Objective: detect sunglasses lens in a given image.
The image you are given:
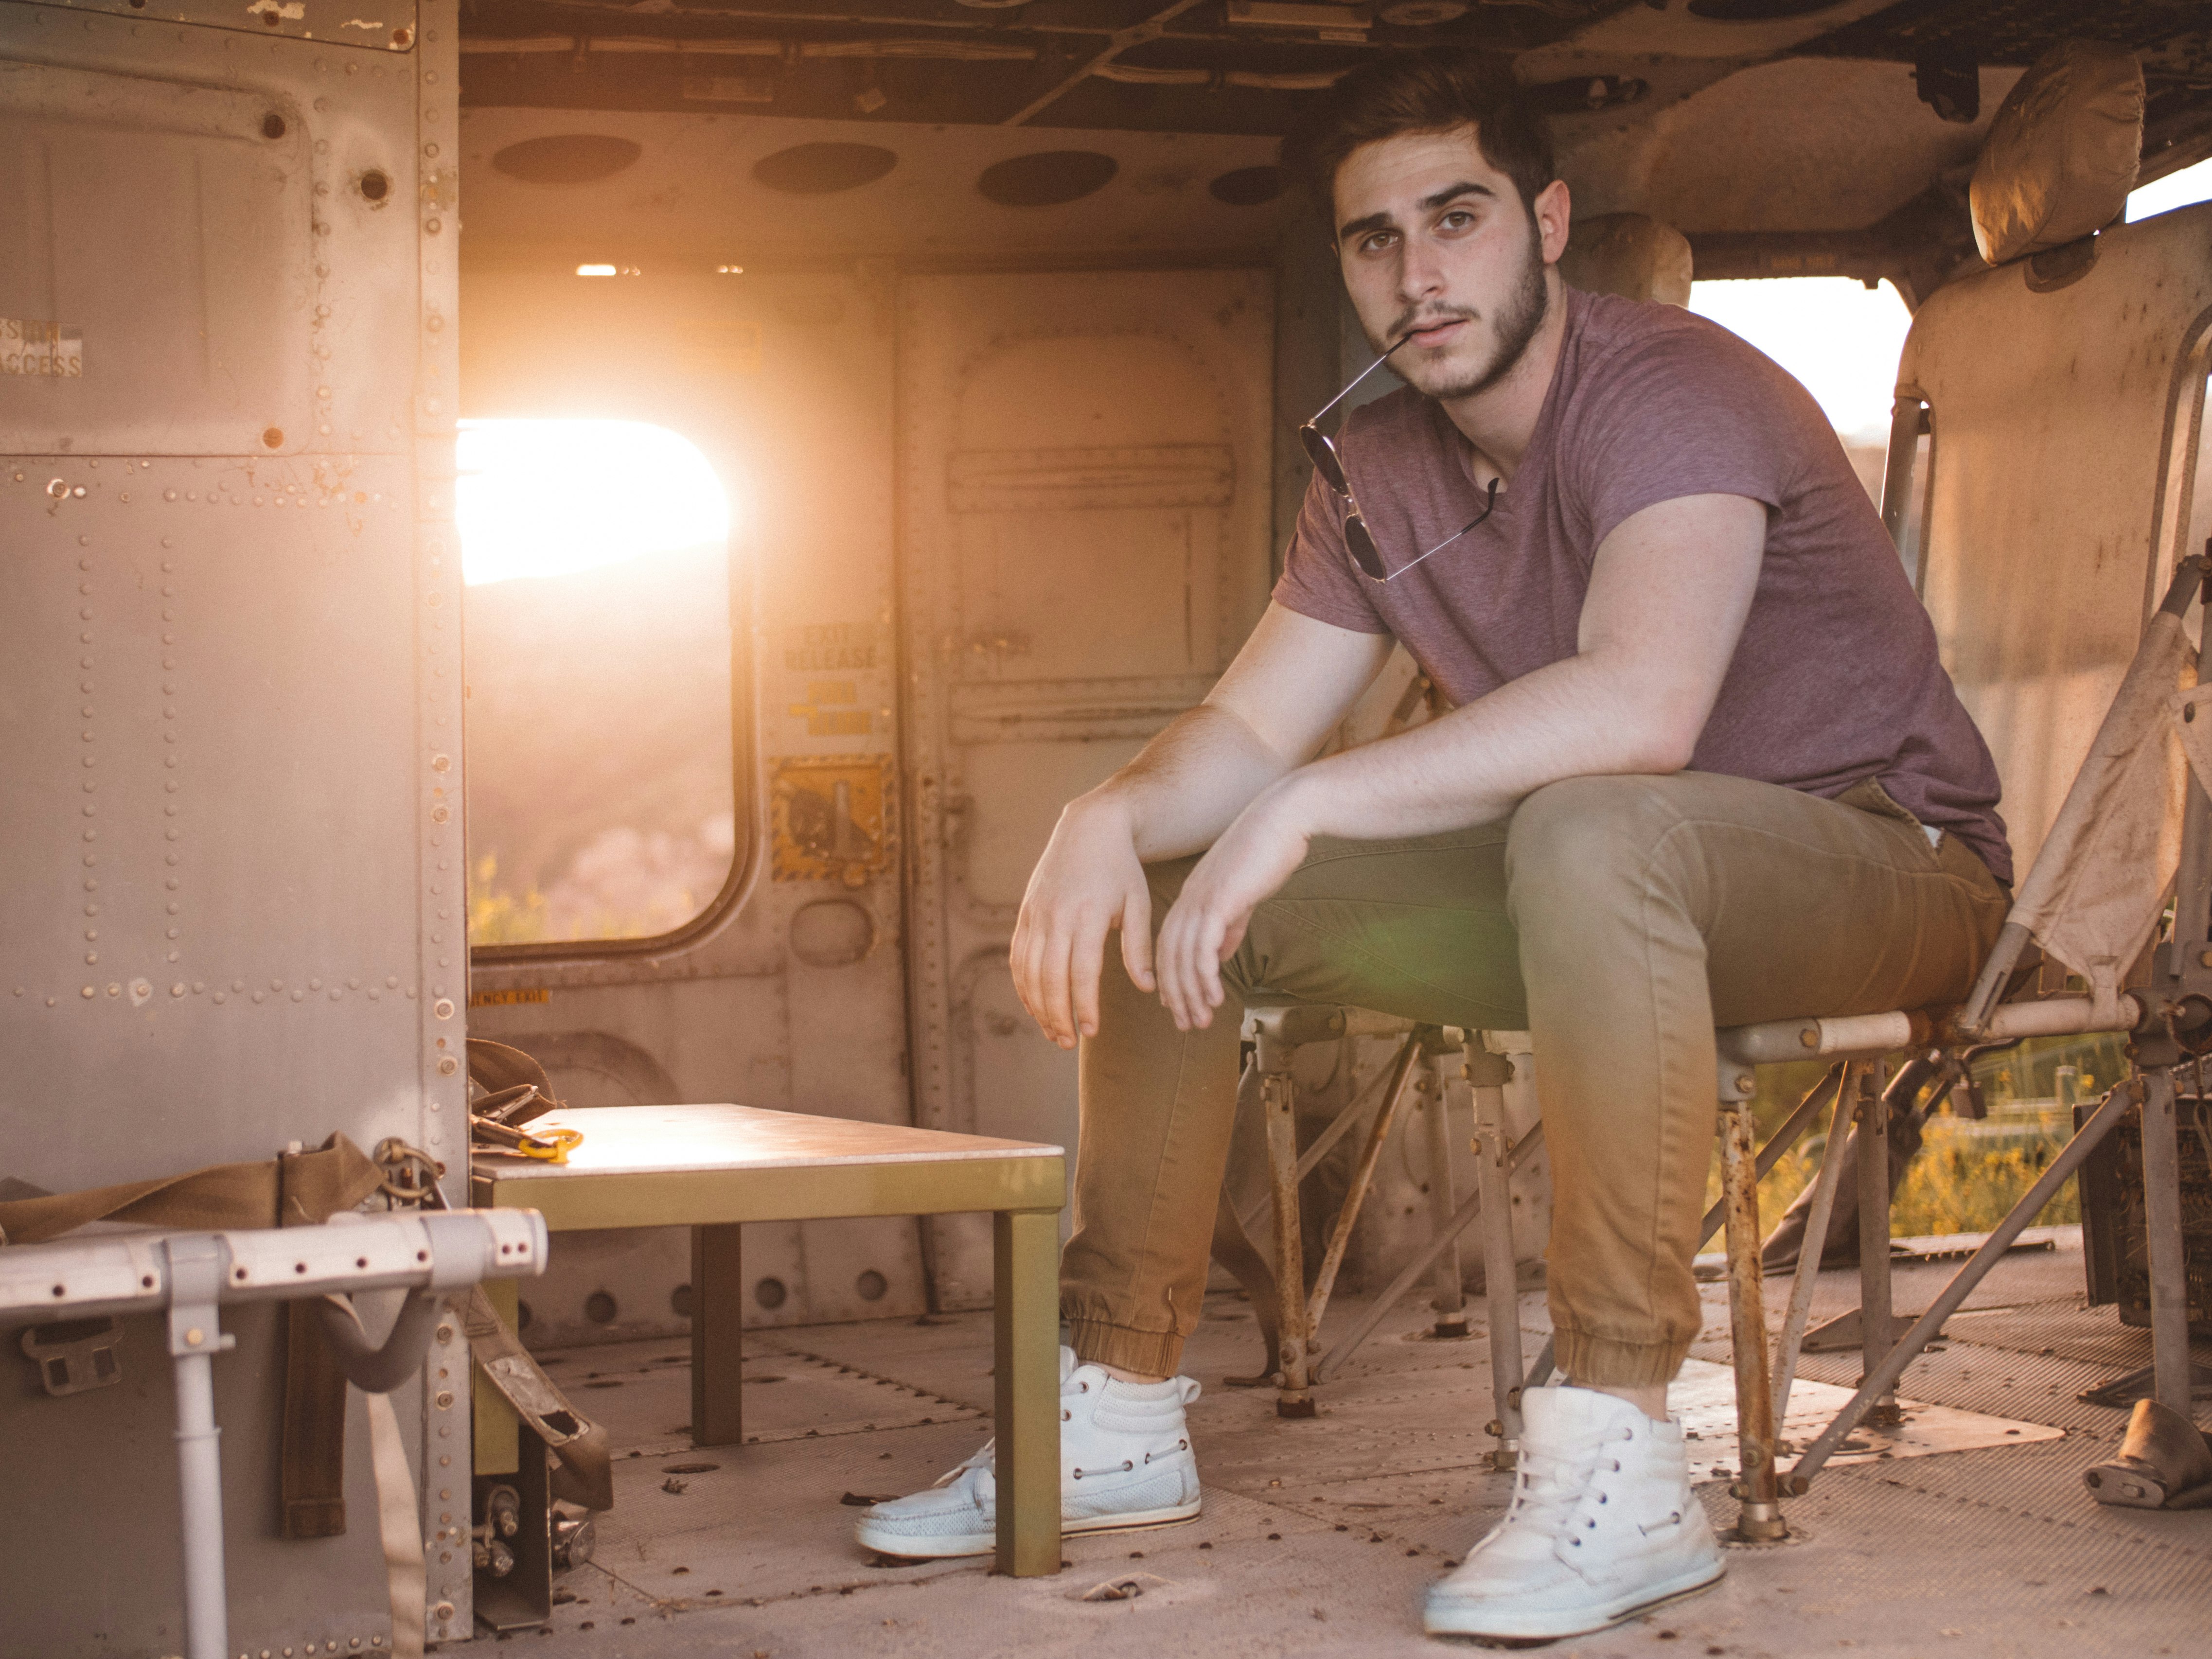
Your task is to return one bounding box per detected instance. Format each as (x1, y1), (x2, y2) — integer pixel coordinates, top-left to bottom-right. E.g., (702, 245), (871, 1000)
(1345, 514), (1387, 581)
(1300, 426), (1349, 496)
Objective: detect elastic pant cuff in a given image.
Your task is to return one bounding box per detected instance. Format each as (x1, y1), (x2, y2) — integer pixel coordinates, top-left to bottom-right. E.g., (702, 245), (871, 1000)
(1065, 1316), (1186, 1380)
(1554, 1327), (1691, 1390)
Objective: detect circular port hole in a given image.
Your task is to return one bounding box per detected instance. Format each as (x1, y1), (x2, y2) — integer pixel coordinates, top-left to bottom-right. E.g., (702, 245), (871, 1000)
(671, 1283), (694, 1319)
(754, 1276), (788, 1310)
(262, 113), (286, 141)
(392, 25), (413, 47)
(584, 1290), (618, 1325)
(359, 170), (390, 203)
(855, 1269), (888, 1302)
(262, 427), (284, 449)
(516, 1300), (534, 1330)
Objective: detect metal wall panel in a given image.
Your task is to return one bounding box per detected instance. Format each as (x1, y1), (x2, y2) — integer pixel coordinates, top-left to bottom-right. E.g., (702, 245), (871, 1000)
(1905, 205), (2212, 874)
(898, 269), (1275, 1306)
(0, 0), (464, 1648)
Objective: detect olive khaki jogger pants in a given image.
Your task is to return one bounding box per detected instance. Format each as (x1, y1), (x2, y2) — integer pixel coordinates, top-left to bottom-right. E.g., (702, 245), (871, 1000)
(1060, 771), (2011, 1388)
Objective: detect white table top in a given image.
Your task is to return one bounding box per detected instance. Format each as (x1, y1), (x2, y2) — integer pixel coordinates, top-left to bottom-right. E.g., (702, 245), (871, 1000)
(477, 1103), (1062, 1184)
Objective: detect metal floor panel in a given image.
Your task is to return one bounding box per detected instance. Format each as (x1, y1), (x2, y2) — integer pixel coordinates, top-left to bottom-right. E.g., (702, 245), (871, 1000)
(493, 1239), (2210, 1658)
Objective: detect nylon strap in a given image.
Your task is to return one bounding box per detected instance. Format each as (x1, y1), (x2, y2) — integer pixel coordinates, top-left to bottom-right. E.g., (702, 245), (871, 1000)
(0, 1133), (382, 1245)
(461, 1285), (615, 1512)
(365, 1391), (427, 1659)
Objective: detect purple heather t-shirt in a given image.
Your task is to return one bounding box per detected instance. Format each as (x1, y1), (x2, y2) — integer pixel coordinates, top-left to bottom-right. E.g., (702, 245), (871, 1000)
(1275, 287), (2012, 883)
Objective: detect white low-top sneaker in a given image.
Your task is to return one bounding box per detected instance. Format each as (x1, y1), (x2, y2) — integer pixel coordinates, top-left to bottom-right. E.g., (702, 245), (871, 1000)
(855, 1346), (1203, 1560)
(1424, 1385), (1724, 1643)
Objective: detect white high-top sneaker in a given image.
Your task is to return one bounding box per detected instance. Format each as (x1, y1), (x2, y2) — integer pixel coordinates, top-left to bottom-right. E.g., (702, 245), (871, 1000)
(1424, 1385), (1724, 1642)
(855, 1346), (1202, 1560)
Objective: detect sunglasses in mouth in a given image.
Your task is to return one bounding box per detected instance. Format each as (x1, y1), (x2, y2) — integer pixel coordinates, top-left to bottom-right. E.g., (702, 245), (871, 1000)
(1299, 333), (1500, 582)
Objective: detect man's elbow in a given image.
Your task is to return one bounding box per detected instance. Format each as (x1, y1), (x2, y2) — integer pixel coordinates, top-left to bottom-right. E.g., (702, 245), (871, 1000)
(1615, 706), (1703, 776)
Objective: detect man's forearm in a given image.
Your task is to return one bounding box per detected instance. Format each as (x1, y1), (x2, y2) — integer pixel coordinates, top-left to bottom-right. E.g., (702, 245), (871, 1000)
(1088, 703), (1299, 862)
(1282, 650), (1689, 841)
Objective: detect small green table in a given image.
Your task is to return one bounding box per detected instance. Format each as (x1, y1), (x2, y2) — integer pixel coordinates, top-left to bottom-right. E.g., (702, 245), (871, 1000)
(471, 1103), (1065, 1577)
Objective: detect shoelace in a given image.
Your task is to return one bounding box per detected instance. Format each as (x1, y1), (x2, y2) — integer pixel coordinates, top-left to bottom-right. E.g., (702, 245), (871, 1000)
(939, 1373), (1192, 1486)
(1502, 1425), (1637, 1540)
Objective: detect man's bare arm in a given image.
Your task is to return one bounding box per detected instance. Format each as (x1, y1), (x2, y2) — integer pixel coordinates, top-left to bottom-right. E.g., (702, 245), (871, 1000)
(1011, 605), (1396, 1048)
(1154, 494), (1769, 1027)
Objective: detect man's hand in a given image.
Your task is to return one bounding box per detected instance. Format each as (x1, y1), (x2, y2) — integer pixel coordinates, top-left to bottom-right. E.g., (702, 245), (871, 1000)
(1010, 796), (1157, 1050)
(1153, 780), (1316, 1031)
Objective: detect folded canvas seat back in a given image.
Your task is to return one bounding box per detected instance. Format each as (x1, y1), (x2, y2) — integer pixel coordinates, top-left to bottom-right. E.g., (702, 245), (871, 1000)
(1905, 53), (2209, 899)
(1558, 212), (1694, 307)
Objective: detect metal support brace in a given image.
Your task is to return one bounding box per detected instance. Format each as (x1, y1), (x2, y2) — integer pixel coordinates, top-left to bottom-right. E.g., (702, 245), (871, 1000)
(2140, 1068), (2195, 1415)
(1792, 1080), (2138, 1488)
(1470, 1047), (1523, 1468)
(1423, 1043), (1470, 1340)
(1717, 1065), (1786, 1541)
(1257, 1027), (1315, 1418)
(1304, 1033), (1426, 1341)
(1772, 1065), (1858, 1423)
(165, 1235), (238, 1659)
(1856, 1068), (1900, 1425)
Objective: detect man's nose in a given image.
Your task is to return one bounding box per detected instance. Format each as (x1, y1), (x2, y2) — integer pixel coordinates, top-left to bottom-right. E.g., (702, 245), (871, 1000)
(1396, 238), (1446, 304)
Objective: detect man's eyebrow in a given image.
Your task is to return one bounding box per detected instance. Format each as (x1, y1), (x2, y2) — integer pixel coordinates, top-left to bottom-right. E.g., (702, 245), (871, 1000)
(1420, 179), (1495, 212)
(1337, 181), (1497, 242)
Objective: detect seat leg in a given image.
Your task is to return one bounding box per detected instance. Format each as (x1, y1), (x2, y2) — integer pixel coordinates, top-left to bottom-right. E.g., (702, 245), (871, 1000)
(1855, 1076), (1900, 1426)
(1423, 1044), (1470, 1340)
(1470, 1046), (1523, 1469)
(2141, 1068), (2195, 1415)
(1259, 1049), (1316, 1418)
(1718, 1084), (1787, 1541)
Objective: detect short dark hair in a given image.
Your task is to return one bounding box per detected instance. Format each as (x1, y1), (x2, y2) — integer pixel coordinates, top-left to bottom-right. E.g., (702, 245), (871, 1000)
(1282, 51), (1556, 226)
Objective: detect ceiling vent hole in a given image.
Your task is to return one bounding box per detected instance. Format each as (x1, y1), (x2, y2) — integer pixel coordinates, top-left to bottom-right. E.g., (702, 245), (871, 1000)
(752, 142), (899, 195)
(978, 151), (1118, 209)
(1683, 0), (1846, 18)
(671, 1283), (694, 1319)
(856, 1270), (889, 1303)
(584, 1290), (619, 1325)
(491, 135), (644, 185)
(359, 170), (390, 203)
(755, 1277), (788, 1310)
(262, 113), (287, 141)
(1209, 165), (1284, 208)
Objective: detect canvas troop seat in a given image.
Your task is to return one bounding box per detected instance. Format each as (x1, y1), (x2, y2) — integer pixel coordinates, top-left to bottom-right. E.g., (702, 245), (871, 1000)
(1610, 41), (2212, 1541)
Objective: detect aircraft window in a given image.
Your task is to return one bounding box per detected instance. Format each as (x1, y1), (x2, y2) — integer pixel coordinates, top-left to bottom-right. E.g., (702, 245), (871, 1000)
(1688, 276), (1914, 511)
(2127, 154), (2212, 223)
(458, 419), (739, 948)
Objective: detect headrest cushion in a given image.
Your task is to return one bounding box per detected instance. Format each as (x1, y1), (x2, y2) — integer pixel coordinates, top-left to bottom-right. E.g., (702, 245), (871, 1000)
(1558, 213), (1693, 308)
(1970, 40), (2143, 267)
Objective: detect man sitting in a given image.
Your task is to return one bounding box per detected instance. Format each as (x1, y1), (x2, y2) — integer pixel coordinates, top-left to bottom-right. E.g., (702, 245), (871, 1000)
(858, 48), (2011, 1643)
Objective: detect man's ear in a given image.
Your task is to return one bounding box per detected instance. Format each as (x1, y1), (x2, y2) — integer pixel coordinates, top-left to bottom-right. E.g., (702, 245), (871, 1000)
(1534, 178), (1572, 267)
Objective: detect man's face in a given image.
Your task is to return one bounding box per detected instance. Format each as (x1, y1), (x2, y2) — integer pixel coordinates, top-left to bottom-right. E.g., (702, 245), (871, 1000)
(1332, 126), (1570, 402)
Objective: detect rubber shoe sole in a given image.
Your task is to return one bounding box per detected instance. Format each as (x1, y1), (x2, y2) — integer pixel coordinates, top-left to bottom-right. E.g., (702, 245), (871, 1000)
(1423, 1556), (1725, 1644)
(856, 1497), (1202, 1562)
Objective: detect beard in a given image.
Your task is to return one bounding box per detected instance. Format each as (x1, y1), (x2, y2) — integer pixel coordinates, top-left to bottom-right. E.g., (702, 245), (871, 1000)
(1389, 218), (1550, 403)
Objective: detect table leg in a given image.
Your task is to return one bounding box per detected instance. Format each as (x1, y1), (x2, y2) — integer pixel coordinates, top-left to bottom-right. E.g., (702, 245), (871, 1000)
(690, 1224), (744, 1448)
(993, 1207), (1062, 1577)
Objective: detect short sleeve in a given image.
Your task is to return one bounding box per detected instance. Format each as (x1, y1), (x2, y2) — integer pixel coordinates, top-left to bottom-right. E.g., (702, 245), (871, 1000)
(1272, 466), (1393, 635)
(1567, 317), (1816, 553)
